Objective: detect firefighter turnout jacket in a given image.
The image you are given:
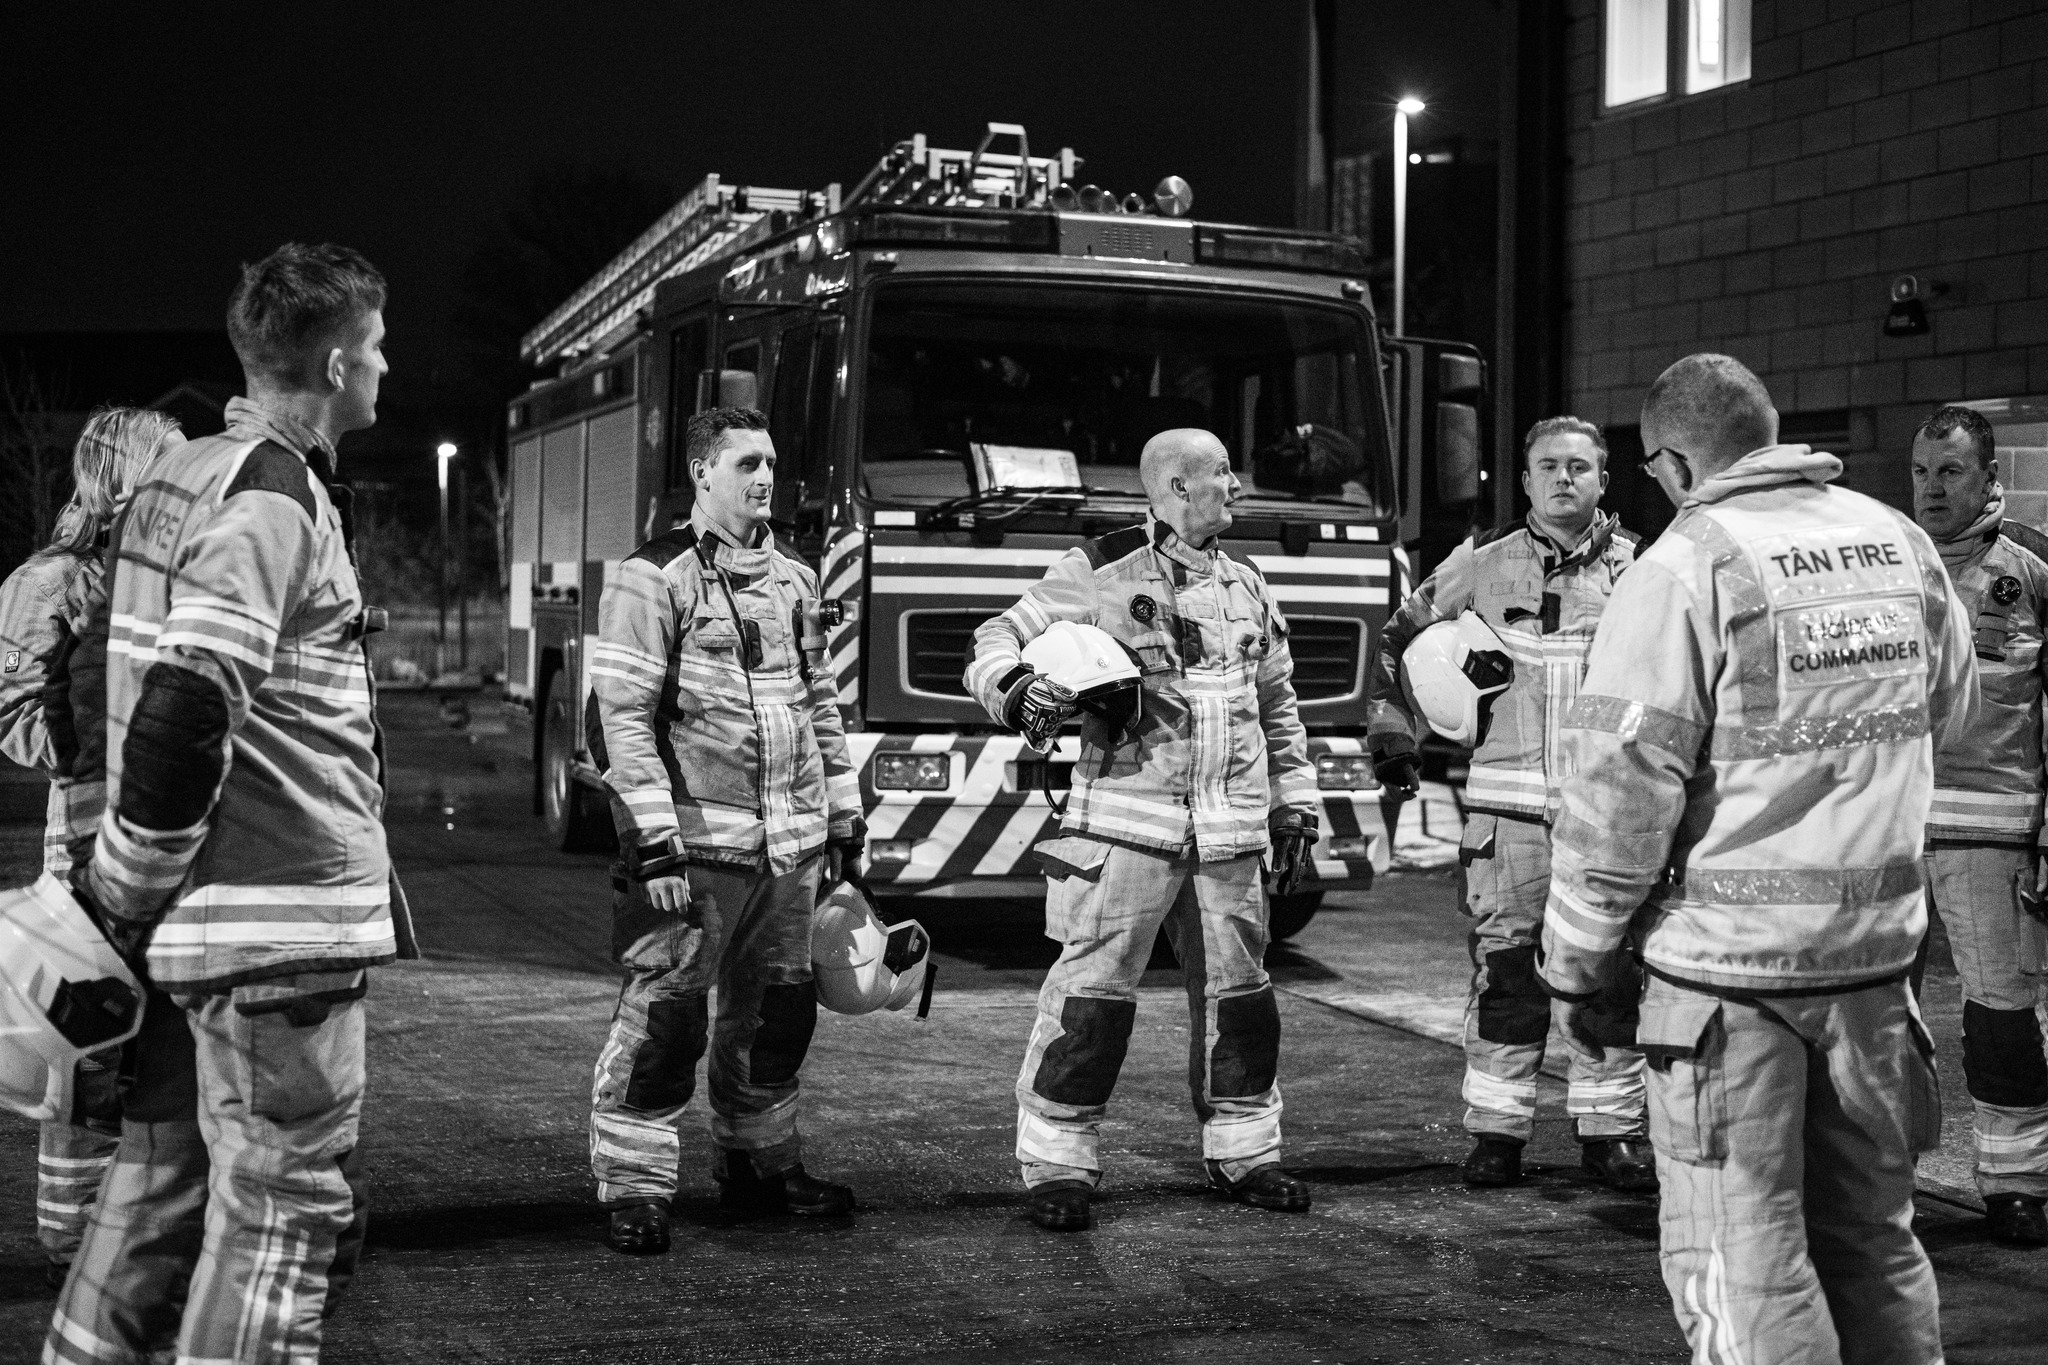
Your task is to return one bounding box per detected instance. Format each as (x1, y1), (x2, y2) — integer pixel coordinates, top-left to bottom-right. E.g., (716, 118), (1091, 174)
(1368, 513), (1637, 821)
(0, 548), (104, 876)
(1927, 493), (2048, 845)
(1541, 445), (1978, 998)
(965, 518), (1316, 861)
(88, 398), (410, 991)
(592, 510), (860, 872)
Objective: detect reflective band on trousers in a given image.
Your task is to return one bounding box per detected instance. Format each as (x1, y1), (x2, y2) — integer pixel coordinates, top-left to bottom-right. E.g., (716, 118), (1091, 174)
(1667, 862), (1922, 905)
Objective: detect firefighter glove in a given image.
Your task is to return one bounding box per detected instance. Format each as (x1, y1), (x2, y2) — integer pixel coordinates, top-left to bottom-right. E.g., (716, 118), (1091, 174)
(1369, 735), (1421, 803)
(1006, 673), (1078, 753)
(827, 816), (869, 885)
(1269, 809), (1319, 898)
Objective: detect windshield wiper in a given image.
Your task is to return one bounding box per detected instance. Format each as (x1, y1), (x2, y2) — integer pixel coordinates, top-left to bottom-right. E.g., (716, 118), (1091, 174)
(1240, 491), (1375, 509)
(917, 484), (1110, 534)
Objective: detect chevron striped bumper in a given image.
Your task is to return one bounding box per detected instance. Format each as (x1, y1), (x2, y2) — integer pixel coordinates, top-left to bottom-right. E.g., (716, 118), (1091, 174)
(845, 732), (1389, 896)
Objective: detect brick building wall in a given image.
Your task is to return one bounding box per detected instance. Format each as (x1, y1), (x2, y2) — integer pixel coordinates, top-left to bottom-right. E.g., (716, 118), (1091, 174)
(1561, 0), (2048, 521)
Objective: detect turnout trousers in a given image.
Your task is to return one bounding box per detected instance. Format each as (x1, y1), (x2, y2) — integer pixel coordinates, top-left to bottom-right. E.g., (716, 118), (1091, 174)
(47, 974), (369, 1365)
(1639, 973), (1943, 1365)
(589, 857), (821, 1206)
(37, 1054), (122, 1267)
(1016, 837), (1282, 1188)
(1460, 813), (1645, 1142)
(1924, 844), (2048, 1199)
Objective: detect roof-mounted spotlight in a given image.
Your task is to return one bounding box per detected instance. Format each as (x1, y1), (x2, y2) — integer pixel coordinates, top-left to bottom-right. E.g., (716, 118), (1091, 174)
(1152, 175), (1194, 217)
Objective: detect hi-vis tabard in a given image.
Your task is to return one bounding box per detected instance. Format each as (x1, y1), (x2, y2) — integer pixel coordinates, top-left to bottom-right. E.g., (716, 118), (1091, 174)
(1539, 446), (1979, 999)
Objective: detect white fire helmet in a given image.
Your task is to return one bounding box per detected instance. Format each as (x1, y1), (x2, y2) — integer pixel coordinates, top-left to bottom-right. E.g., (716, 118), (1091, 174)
(1020, 620), (1143, 736)
(1400, 611), (1516, 747)
(811, 879), (934, 1017)
(0, 874), (145, 1122)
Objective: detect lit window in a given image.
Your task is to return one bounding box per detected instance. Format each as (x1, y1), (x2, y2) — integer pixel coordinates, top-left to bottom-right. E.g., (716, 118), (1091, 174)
(1604, 0), (1668, 108)
(1604, 0), (1750, 109)
(1684, 0), (1751, 93)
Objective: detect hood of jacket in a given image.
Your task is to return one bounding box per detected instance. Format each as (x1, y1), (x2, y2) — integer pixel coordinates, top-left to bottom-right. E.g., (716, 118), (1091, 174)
(1686, 444), (1842, 507)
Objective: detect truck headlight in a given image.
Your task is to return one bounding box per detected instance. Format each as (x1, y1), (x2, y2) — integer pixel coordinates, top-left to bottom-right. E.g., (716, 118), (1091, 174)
(869, 839), (917, 864)
(873, 753), (950, 791)
(1316, 754), (1376, 789)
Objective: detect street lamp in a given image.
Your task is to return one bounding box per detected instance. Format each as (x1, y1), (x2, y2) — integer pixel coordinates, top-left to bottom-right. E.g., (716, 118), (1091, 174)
(1393, 96), (1425, 337)
(436, 442), (456, 678)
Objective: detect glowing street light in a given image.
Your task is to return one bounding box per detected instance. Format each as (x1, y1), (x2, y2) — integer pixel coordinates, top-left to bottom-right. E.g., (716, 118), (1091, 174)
(1393, 97), (1425, 336)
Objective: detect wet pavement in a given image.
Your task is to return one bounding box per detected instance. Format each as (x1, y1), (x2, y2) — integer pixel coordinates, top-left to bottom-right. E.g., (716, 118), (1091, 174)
(0, 693), (2043, 1361)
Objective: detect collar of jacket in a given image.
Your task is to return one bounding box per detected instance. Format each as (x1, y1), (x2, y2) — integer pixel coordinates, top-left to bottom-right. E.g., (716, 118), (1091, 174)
(1685, 443), (1842, 507)
(1523, 509), (1618, 573)
(1147, 515), (1218, 574)
(222, 397), (338, 483)
(686, 508), (772, 575)
(1932, 487), (2006, 572)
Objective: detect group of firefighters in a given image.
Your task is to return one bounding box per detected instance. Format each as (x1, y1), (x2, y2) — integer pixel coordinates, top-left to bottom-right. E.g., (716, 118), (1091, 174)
(0, 238), (2041, 1364)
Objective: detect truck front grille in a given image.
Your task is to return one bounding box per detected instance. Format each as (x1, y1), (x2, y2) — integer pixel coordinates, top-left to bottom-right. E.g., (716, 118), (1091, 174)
(904, 612), (996, 697)
(1287, 617), (1364, 702)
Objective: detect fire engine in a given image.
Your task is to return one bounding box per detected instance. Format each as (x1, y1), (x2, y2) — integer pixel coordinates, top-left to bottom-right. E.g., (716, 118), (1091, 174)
(503, 124), (1488, 938)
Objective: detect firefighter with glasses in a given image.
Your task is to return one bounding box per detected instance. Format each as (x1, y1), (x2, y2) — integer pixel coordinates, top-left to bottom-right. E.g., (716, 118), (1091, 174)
(965, 428), (1319, 1233)
(1911, 402), (2048, 1247)
(1368, 417), (1652, 1192)
(1544, 355), (1974, 1361)
(588, 406), (866, 1256)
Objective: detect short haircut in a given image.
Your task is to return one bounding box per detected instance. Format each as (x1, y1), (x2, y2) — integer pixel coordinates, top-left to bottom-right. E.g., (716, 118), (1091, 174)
(685, 406), (769, 482)
(1642, 353), (1777, 460)
(226, 243), (387, 389)
(1523, 415), (1607, 469)
(1916, 404), (1996, 470)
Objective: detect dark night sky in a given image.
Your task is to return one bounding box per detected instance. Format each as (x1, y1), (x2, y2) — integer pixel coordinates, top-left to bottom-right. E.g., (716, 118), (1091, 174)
(0, 2), (1502, 402)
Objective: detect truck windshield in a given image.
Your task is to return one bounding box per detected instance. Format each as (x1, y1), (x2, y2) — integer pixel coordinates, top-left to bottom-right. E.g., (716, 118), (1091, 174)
(860, 280), (1394, 513)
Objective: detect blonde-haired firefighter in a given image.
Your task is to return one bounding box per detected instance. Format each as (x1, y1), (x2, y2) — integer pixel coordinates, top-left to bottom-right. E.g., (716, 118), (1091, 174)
(0, 407), (180, 1289)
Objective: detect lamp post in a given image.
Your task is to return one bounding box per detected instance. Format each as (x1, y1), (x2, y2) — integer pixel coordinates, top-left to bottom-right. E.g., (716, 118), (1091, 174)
(436, 442), (456, 679)
(1393, 96), (1425, 337)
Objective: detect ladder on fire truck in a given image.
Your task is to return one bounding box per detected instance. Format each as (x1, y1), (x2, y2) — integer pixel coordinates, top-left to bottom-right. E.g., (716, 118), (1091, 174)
(519, 123), (1079, 370)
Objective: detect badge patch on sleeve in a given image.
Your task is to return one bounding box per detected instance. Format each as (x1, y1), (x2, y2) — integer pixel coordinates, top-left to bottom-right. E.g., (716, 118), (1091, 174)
(1777, 597), (1927, 689)
(2, 650), (17, 673)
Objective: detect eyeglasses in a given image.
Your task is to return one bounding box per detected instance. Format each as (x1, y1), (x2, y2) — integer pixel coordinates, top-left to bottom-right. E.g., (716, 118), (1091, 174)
(1637, 446), (1692, 478)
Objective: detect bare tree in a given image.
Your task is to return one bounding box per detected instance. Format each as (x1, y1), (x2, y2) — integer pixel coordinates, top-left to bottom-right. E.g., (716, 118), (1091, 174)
(0, 355), (73, 576)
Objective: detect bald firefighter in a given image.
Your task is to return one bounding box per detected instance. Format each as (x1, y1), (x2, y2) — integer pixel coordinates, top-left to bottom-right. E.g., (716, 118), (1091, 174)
(589, 406), (866, 1256)
(1543, 355), (1975, 1362)
(1912, 403), (2048, 1247)
(1368, 417), (1653, 1191)
(965, 428), (1319, 1232)
(53, 243), (411, 1364)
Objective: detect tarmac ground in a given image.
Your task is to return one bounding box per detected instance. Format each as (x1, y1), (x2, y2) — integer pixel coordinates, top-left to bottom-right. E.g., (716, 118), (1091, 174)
(0, 691), (2043, 1362)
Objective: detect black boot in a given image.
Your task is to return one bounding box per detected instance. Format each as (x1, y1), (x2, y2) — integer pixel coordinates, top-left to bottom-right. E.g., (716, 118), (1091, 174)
(717, 1150), (856, 1216)
(1025, 1179), (1094, 1231)
(1580, 1137), (1660, 1193)
(606, 1201), (671, 1254)
(1462, 1136), (1524, 1187)
(1207, 1161), (1312, 1211)
(1985, 1194), (2048, 1247)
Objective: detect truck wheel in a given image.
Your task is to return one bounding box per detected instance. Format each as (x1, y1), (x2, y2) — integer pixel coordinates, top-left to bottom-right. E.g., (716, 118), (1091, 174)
(1267, 891), (1324, 942)
(539, 669), (612, 853)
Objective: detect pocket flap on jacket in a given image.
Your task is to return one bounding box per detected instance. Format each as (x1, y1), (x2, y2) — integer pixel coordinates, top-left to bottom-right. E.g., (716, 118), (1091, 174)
(1636, 990), (1722, 1064)
(692, 620), (741, 650)
(1032, 836), (1113, 881)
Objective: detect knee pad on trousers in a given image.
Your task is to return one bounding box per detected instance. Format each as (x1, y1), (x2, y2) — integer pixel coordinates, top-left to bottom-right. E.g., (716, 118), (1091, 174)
(1209, 987), (1280, 1098)
(1962, 1001), (2048, 1108)
(1475, 944), (1549, 1046)
(1033, 995), (1137, 1106)
(625, 996), (710, 1110)
(748, 981), (818, 1087)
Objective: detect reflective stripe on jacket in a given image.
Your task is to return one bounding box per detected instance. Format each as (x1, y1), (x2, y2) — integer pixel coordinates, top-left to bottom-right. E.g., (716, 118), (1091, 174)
(1367, 514), (1636, 820)
(0, 548), (102, 875)
(1540, 446), (1979, 997)
(1928, 512), (2048, 845)
(92, 399), (401, 991)
(964, 518), (1316, 862)
(594, 511), (858, 873)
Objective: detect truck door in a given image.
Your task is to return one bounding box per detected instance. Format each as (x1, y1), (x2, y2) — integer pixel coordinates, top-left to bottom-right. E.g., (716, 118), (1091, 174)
(767, 317), (845, 558)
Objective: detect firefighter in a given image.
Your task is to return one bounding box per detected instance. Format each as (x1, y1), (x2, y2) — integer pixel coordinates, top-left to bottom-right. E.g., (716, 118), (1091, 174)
(51, 242), (412, 1364)
(1542, 354), (1975, 1362)
(964, 428), (1319, 1233)
(1911, 403), (2048, 1246)
(1367, 417), (1653, 1192)
(588, 406), (866, 1256)
(0, 407), (180, 1288)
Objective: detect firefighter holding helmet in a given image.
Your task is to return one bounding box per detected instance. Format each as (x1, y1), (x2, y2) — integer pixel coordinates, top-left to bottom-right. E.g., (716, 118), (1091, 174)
(587, 406), (866, 1256)
(1367, 416), (1653, 1192)
(964, 427), (1319, 1233)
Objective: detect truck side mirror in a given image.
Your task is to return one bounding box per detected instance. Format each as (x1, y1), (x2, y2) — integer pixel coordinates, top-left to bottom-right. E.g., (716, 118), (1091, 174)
(1435, 401), (1480, 505)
